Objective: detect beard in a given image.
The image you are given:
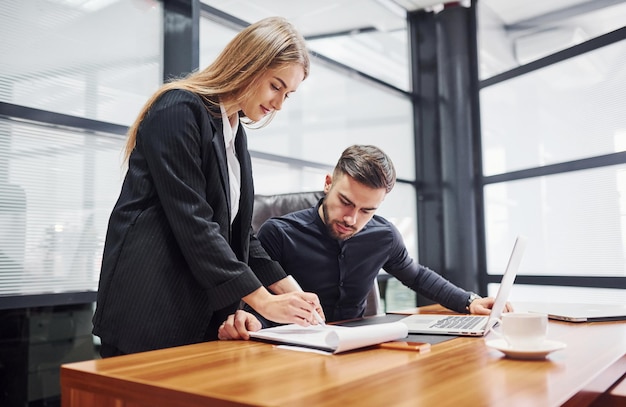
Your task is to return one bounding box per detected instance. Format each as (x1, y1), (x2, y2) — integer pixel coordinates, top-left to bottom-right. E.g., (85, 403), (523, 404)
(321, 199), (356, 241)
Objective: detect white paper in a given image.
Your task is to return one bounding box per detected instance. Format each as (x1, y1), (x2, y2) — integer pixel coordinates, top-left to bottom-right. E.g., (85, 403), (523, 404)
(249, 322), (409, 353)
(276, 345), (334, 355)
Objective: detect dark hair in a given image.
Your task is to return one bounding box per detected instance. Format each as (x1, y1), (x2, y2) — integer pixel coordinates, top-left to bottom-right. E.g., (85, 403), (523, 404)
(333, 145), (396, 193)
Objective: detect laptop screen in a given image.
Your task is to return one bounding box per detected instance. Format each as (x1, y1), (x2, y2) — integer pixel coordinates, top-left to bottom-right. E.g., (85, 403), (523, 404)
(485, 236), (527, 329)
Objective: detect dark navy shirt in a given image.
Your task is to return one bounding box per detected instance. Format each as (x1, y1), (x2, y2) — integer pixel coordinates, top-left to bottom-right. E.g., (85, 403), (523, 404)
(257, 202), (470, 322)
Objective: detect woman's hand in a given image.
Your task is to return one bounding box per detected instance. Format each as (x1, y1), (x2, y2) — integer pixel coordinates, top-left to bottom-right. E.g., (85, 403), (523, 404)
(242, 287), (325, 326)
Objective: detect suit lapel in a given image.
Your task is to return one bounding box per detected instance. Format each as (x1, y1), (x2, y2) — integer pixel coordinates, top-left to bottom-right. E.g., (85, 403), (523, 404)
(210, 116), (231, 219)
(235, 126), (253, 235)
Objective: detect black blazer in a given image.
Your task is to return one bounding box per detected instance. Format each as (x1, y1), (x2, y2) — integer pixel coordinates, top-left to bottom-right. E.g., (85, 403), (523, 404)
(92, 89), (285, 353)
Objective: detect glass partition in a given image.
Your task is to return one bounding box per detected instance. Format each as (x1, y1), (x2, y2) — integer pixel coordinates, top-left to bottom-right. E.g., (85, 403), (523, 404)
(0, 0), (162, 126)
(0, 119), (124, 296)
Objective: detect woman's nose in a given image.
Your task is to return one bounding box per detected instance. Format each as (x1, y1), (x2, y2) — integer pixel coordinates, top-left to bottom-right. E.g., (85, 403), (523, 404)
(272, 95), (284, 111)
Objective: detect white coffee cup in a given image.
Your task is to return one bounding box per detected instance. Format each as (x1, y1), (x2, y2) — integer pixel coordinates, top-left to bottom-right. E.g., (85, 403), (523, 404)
(491, 312), (548, 350)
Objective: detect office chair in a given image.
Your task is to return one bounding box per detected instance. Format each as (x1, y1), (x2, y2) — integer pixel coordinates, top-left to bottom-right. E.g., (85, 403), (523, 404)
(252, 191), (382, 317)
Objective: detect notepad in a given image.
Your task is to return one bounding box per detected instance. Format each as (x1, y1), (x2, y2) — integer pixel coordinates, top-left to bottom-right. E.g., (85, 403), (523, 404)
(249, 322), (409, 354)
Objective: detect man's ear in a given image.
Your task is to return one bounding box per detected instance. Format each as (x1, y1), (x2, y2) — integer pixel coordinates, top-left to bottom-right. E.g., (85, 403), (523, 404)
(323, 174), (332, 194)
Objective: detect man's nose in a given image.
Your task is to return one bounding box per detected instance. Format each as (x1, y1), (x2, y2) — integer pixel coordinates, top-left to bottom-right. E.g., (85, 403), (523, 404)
(343, 209), (357, 226)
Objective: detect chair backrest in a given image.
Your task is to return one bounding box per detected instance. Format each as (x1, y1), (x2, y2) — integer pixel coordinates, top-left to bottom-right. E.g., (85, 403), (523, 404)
(364, 276), (383, 317)
(252, 191), (382, 317)
(252, 191), (324, 233)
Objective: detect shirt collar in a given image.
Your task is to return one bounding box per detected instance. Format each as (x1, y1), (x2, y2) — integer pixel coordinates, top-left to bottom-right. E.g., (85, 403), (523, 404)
(219, 102), (239, 146)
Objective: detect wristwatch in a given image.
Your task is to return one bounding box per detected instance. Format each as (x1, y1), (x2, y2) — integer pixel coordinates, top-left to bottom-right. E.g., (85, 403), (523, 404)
(465, 292), (481, 312)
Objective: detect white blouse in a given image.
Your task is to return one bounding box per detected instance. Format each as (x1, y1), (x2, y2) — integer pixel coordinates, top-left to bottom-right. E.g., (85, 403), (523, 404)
(220, 102), (241, 224)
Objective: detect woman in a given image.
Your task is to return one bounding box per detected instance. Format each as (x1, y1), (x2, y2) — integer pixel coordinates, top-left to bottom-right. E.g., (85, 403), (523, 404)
(92, 16), (322, 357)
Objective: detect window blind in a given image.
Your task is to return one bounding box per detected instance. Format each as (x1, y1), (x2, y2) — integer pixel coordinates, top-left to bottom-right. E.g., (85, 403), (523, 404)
(0, 119), (125, 296)
(0, 0), (163, 300)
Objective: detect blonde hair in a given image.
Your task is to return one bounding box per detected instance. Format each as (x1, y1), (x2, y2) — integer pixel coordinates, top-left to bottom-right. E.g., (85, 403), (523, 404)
(123, 16), (309, 162)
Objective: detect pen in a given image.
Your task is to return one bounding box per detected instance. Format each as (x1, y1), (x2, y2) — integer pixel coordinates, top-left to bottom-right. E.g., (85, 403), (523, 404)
(285, 275), (326, 326)
(312, 308), (326, 327)
(378, 341), (431, 352)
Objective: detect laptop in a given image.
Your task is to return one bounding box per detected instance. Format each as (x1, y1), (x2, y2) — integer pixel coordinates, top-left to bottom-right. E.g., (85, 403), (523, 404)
(517, 302), (626, 322)
(400, 235), (527, 336)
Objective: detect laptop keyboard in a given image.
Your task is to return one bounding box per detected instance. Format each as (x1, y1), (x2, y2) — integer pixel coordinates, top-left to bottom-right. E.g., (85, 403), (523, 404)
(431, 316), (485, 330)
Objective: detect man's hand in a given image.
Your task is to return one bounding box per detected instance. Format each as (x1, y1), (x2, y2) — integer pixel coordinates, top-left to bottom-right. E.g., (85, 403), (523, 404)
(468, 297), (514, 315)
(218, 310), (262, 340)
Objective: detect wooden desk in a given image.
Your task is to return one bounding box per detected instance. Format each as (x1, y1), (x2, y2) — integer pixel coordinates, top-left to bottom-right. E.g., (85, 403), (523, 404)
(61, 306), (626, 407)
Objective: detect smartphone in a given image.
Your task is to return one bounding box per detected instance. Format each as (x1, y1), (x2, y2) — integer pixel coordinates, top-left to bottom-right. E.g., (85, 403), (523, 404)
(378, 341), (431, 352)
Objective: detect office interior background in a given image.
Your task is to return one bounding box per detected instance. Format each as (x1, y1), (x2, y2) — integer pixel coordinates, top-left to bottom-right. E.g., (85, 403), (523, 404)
(0, 0), (625, 405)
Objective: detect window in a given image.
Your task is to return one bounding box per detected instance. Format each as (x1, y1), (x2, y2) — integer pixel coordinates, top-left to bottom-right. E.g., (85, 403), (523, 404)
(0, 0), (162, 126)
(479, 5), (626, 302)
(0, 0), (162, 298)
(478, 1), (626, 80)
(0, 119), (125, 295)
(484, 166), (626, 277)
(481, 40), (626, 175)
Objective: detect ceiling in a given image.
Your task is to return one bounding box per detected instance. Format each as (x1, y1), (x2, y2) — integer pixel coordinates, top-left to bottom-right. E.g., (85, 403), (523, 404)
(201, 0), (626, 36)
(201, 0), (626, 86)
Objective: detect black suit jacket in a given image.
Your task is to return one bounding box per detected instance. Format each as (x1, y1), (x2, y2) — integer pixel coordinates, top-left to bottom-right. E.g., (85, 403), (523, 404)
(92, 89), (285, 353)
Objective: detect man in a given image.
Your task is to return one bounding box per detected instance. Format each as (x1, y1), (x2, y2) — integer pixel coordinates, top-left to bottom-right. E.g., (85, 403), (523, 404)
(218, 145), (509, 340)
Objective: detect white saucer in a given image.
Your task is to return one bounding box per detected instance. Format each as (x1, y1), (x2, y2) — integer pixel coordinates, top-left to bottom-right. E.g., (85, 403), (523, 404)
(485, 339), (567, 360)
